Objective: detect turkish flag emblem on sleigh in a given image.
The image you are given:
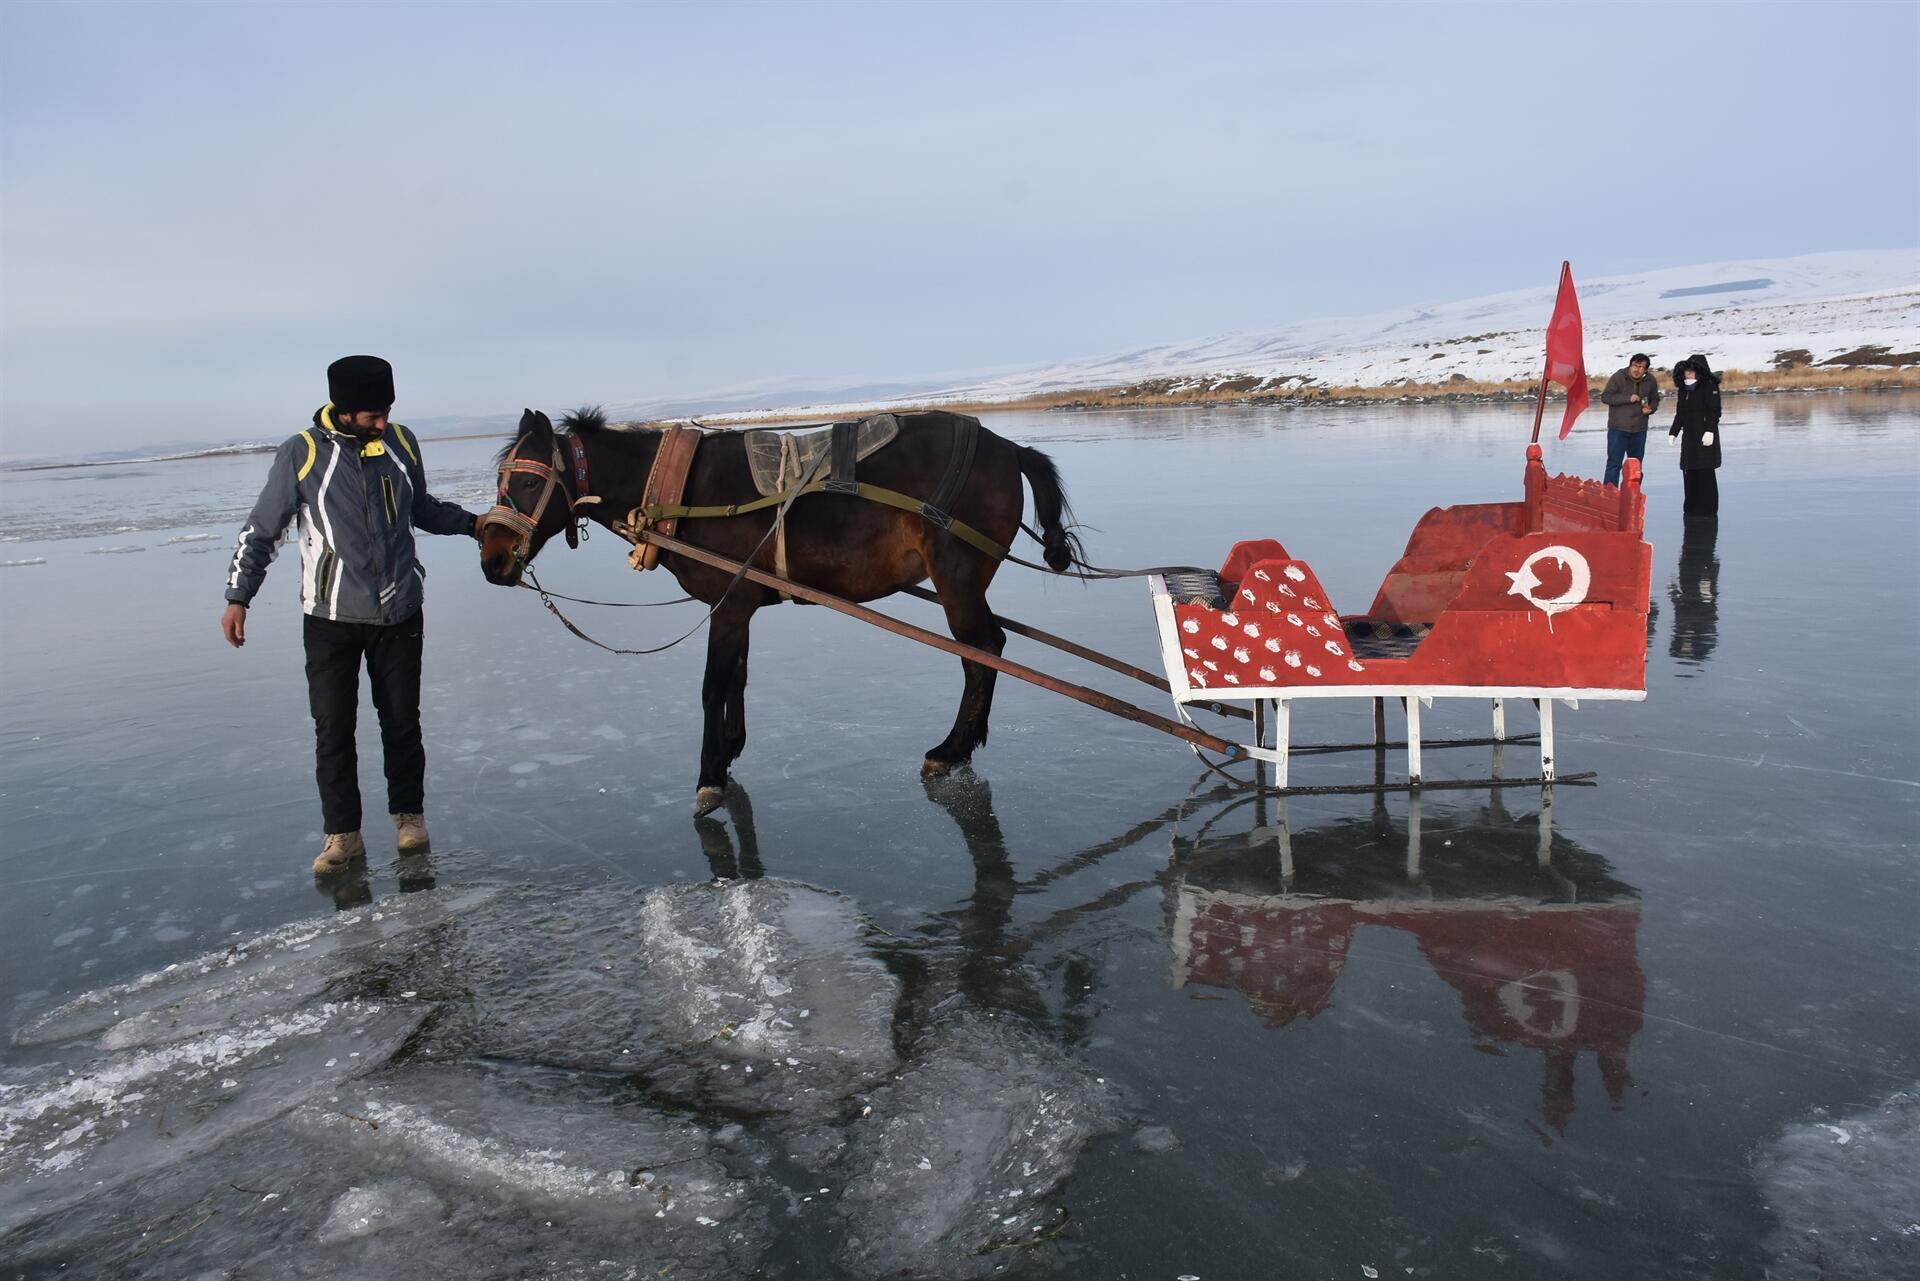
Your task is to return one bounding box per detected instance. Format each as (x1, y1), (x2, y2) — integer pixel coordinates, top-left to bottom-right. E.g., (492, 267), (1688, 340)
(1149, 445), (1652, 788)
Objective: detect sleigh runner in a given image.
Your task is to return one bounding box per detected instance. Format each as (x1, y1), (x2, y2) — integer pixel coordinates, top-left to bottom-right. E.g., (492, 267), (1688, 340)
(1149, 444), (1652, 787)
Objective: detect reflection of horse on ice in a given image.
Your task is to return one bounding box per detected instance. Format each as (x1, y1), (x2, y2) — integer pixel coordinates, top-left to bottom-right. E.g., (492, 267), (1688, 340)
(689, 769), (1645, 1135)
(1166, 790), (1644, 1133)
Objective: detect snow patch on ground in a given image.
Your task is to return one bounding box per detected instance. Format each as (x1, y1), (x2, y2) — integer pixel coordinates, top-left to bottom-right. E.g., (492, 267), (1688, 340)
(618, 249), (1920, 424)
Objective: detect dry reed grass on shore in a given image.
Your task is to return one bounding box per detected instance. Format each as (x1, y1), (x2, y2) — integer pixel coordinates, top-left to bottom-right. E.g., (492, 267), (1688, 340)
(896, 366), (1920, 418)
(599, 366), (1919, 431)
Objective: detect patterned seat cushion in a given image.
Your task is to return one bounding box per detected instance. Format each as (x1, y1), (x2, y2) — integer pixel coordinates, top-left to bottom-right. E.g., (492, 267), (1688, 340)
(1343, 619), (1431, 661)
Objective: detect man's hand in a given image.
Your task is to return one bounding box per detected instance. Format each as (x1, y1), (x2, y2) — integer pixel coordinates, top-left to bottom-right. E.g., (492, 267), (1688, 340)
(222, 602), (248, 648)
(1642, 401), (1654, 415)
(1629, 393), (1641, 403)
(471, 513), (487, 540)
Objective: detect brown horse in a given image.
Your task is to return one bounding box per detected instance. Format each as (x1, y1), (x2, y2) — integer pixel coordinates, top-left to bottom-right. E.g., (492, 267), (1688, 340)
(479, 408), (1087, 814)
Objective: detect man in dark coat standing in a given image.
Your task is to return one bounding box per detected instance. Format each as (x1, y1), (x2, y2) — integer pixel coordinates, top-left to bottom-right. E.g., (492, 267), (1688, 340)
(1598, 353), (1660, 486)
(220, 356), (483, 874)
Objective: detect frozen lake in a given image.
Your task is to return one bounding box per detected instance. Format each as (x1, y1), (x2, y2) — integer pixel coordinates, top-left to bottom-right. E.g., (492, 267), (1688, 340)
(2, 395), (1916, 1279)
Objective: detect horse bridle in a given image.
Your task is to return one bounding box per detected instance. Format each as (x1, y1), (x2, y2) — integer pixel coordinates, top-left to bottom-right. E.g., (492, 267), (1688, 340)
(484, 432), (600, 560)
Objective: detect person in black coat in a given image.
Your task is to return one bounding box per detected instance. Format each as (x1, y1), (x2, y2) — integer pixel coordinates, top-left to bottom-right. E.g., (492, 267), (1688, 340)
(1668, 354), (1722, 516)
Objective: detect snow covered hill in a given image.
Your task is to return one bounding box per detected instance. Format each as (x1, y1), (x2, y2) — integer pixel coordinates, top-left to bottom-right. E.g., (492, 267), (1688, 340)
(618, 249), (1918, 423)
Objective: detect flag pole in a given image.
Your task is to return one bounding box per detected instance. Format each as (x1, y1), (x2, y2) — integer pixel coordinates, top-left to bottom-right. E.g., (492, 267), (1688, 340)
(1529, 259), (1569, 446)
(1529, 354), (1551, 445)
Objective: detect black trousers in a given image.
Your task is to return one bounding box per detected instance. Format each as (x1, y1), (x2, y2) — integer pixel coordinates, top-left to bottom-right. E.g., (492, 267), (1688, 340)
(1682, 468), (1719, 516)
(303, 611), (425, 834)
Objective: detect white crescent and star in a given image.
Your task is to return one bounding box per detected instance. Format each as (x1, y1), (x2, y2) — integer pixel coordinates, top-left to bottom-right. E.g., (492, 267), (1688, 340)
(1506, 545), (1591, 618)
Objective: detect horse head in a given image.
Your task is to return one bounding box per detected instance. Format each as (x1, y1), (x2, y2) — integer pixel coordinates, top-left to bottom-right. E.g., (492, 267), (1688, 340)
(480, 408), (583, 586)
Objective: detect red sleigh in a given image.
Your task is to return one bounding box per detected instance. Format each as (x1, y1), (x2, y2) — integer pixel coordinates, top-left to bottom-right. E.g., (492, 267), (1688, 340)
(1150, 446), (1651, 787)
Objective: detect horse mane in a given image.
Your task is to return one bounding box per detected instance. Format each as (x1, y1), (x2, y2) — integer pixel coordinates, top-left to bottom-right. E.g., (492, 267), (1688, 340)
(560, 406), (607, 434)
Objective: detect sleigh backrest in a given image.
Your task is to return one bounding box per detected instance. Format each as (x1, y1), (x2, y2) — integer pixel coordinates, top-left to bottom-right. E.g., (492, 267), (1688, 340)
(1528, 448), (1645, 536)
(1367, 448), (1645, 625)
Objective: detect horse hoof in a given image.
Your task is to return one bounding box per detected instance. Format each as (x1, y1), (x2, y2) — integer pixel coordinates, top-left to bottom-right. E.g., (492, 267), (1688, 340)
(694, 786), (727, 817)
(921, 757), (954, 779)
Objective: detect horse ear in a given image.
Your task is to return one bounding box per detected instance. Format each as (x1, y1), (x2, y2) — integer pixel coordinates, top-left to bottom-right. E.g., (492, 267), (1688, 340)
(533, 410), (553, 432)
(518, 408), (539, 430)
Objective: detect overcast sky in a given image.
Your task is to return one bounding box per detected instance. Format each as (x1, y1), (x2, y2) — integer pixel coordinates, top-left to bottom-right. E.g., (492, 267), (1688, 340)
(3, 0), (1915, 450)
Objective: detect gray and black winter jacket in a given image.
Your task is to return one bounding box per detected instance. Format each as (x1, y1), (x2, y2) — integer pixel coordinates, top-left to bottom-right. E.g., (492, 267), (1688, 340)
(224, 406), (478, 624)
(1599, 368), (1662, 432)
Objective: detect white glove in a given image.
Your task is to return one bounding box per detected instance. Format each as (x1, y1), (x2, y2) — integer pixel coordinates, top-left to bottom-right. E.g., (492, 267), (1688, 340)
(1702, 431), (1715, 446)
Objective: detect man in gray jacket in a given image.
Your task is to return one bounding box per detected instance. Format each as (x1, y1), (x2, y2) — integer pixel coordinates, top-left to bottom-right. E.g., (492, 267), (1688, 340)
(221, 355), (482, 874)
(1598, 353), (1661, 486)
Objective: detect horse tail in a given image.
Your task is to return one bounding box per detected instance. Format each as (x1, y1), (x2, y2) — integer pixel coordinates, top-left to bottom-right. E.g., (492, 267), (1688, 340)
(1015, 444), (1088, 573)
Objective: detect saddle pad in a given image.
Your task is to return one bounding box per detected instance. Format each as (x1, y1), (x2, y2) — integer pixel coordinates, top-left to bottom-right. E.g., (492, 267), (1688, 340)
(744, 413), (899, 498)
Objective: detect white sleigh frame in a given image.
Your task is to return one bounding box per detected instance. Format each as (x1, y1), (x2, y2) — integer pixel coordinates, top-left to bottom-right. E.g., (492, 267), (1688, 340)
(1149, 575), (1646, 790)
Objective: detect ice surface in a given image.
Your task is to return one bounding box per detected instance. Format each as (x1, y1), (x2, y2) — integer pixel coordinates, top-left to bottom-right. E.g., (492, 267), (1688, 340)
(291, 1061), (757, 1228)
(428, 881), (899, 1113)
(0, 1117), (764, 1281)
(834, 1010), (1125, 1278)
(3, 878), (1120, 1278)
(314, 1178), (447, 1244)
(1757, 1087), (1920, 1280)
(0, 1001), (426, 1235)
(15, 886), (496, 1047)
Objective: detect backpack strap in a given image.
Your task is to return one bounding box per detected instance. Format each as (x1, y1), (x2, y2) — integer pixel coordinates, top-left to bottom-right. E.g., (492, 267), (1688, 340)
(389, 423), (421, 465)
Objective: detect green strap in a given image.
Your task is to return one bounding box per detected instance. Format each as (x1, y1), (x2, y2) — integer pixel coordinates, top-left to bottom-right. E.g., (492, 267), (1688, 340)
(639, 481), (1008, 561)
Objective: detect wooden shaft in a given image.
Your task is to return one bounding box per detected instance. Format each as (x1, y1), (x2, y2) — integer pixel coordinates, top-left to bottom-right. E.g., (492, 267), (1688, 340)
(898, 584), (1253, 723)
(641, 530), (1245, 759)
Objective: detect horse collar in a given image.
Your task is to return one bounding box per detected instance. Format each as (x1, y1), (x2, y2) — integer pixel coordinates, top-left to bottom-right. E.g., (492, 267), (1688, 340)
(627, 425), (702, 572)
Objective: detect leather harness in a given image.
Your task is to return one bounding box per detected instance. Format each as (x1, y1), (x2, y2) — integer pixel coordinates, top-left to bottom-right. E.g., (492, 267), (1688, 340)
(626, 424), (702, 572)
(489, 416), (1007, 583)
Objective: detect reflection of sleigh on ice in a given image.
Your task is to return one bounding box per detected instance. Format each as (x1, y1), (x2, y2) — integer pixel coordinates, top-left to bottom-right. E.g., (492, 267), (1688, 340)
(1151, 448), (1652, 790)
(1167, 791), (1643, 1133)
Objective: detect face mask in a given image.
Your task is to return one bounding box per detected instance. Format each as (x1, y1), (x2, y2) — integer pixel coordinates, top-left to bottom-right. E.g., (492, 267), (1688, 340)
(1684, 377), (1698, 386)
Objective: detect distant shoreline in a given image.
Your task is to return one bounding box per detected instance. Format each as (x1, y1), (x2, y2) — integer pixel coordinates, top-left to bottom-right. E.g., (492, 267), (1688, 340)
(655, 367), (1919, 427)
(5, 371), (1913, 472)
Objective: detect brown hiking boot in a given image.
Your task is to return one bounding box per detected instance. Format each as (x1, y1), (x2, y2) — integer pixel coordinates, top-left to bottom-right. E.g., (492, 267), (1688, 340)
(392, 812), (430, 852)
(314, 831), (367, 874)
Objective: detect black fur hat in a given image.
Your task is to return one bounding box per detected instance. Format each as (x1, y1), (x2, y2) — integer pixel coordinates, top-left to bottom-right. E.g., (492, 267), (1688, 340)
(327, 355), (395, 412)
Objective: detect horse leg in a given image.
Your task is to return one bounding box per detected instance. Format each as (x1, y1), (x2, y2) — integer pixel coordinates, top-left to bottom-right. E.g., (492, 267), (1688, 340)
(922, 581), (1006, 777)
(721, 628), (750, 765)
(696, 604), (755, 815)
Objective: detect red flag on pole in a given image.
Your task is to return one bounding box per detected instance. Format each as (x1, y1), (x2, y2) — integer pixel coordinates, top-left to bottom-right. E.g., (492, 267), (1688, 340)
(1543, 261), (1588, 440)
